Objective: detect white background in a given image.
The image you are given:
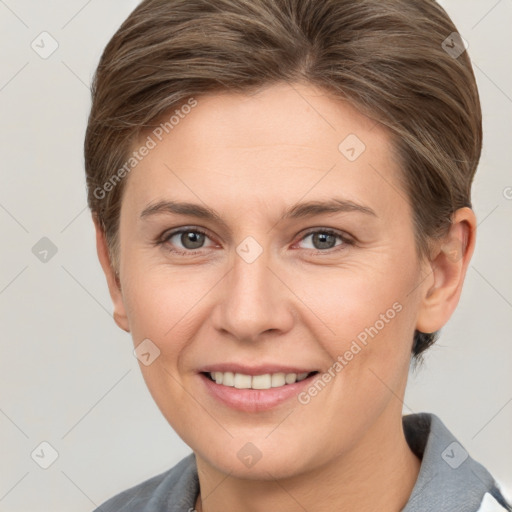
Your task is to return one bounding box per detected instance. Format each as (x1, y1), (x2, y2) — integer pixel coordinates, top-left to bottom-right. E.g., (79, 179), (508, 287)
(0, 1), (511, 510)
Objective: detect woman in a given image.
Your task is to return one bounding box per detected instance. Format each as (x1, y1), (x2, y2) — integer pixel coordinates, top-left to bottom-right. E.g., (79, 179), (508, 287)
(85, 0), (511, 510)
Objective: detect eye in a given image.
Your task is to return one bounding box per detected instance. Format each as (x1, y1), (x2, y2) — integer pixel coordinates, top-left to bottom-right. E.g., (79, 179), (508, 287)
(158, 227), (216, 255)
(296, 229), (353, 252)
(157, 226), (353, 256)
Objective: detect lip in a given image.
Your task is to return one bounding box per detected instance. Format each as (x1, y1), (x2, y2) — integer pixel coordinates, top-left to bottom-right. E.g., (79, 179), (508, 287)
(199, 371), (320, 412)
(198, 363), (318, 376)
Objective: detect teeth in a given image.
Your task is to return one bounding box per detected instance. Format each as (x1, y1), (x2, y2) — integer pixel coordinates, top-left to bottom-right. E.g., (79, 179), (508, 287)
(234, 373), (252, 389)
(222, 372), (234, 386)
(252, 374), (272, 389)
(209, 371), (311, 390)
(272, 373), (286, 387)
(285, 373), (298, 384)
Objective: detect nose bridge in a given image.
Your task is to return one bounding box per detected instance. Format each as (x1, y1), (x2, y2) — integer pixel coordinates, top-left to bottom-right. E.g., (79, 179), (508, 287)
(214, 237), (293, 340)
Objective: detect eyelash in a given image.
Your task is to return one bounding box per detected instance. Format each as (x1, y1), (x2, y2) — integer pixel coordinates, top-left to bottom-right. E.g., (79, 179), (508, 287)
(157, 227), (354, 256)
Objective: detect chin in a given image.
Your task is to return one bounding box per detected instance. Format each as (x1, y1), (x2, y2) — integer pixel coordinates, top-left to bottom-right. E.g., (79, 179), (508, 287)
(197, 440), (317, 481)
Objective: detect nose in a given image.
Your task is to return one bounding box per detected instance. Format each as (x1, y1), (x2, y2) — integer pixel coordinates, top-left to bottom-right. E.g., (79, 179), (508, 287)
(212, 241), (295, 342)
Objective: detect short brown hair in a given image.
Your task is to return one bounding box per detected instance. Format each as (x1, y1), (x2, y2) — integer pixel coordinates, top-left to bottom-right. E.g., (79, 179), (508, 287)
(84, 0), (482, 359)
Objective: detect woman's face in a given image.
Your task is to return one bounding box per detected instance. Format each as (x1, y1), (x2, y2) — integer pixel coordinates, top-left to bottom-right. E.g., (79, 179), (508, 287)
(113, 82), (429, 478)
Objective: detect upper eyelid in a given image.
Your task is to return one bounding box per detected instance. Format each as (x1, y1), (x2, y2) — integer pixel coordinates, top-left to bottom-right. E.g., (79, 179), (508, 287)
(300, 227), (351, 239)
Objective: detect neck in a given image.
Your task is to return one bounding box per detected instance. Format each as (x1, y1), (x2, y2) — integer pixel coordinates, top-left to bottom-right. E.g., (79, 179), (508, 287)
(194, 410), (421, 512)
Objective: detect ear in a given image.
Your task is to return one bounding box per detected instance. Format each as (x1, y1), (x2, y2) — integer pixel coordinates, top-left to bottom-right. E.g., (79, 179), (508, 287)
(92, 214), (130, 333)
(415, 207), (476, 334)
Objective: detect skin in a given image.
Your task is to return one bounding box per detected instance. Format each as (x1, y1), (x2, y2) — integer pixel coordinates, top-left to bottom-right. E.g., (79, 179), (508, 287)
(94, 81), (476, 512)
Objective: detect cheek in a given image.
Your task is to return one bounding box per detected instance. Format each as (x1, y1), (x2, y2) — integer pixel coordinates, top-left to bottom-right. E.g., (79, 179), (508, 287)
(295, 266), (411, 347)
(291, 253), (417, 390)
(120, 260), (224, 375)
(120, 269), (208, 430)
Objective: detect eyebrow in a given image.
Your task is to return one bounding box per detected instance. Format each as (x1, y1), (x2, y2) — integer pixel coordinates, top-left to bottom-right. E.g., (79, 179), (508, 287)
(139, 197), (377, 225)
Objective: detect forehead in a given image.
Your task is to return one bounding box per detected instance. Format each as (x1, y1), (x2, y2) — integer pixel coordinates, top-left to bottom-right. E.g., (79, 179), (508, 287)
(123, 82), (407, 221)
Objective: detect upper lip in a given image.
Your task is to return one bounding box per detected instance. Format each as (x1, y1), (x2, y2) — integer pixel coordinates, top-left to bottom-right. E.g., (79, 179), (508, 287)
(198, 363), (319, 376)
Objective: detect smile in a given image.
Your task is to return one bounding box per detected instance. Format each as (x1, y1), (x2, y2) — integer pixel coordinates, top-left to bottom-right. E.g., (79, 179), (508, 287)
(200, 371), (321, 412)
(205, 371), (317, 390)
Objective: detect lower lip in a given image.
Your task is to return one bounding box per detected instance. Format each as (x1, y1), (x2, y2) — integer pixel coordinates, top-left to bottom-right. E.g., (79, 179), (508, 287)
(199, 372), (318, 412)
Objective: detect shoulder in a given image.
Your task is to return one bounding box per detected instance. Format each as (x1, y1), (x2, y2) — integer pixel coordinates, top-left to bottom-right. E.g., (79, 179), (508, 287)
(92, 452), (199, 512)
(402, 413), (511, 512)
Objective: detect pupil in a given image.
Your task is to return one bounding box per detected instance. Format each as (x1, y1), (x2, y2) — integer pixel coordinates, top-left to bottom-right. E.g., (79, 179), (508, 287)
(313, 233), (335, 250)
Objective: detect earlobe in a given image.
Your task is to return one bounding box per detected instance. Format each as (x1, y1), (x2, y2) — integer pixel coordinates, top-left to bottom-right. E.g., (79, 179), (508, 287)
(113, 311), (130, 332)
(415, 207), (476, 334)
(92, 214), (130, 333)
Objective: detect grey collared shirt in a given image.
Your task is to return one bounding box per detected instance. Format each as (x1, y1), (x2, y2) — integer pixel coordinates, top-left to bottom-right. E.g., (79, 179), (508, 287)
(93, 413), (511, 512)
